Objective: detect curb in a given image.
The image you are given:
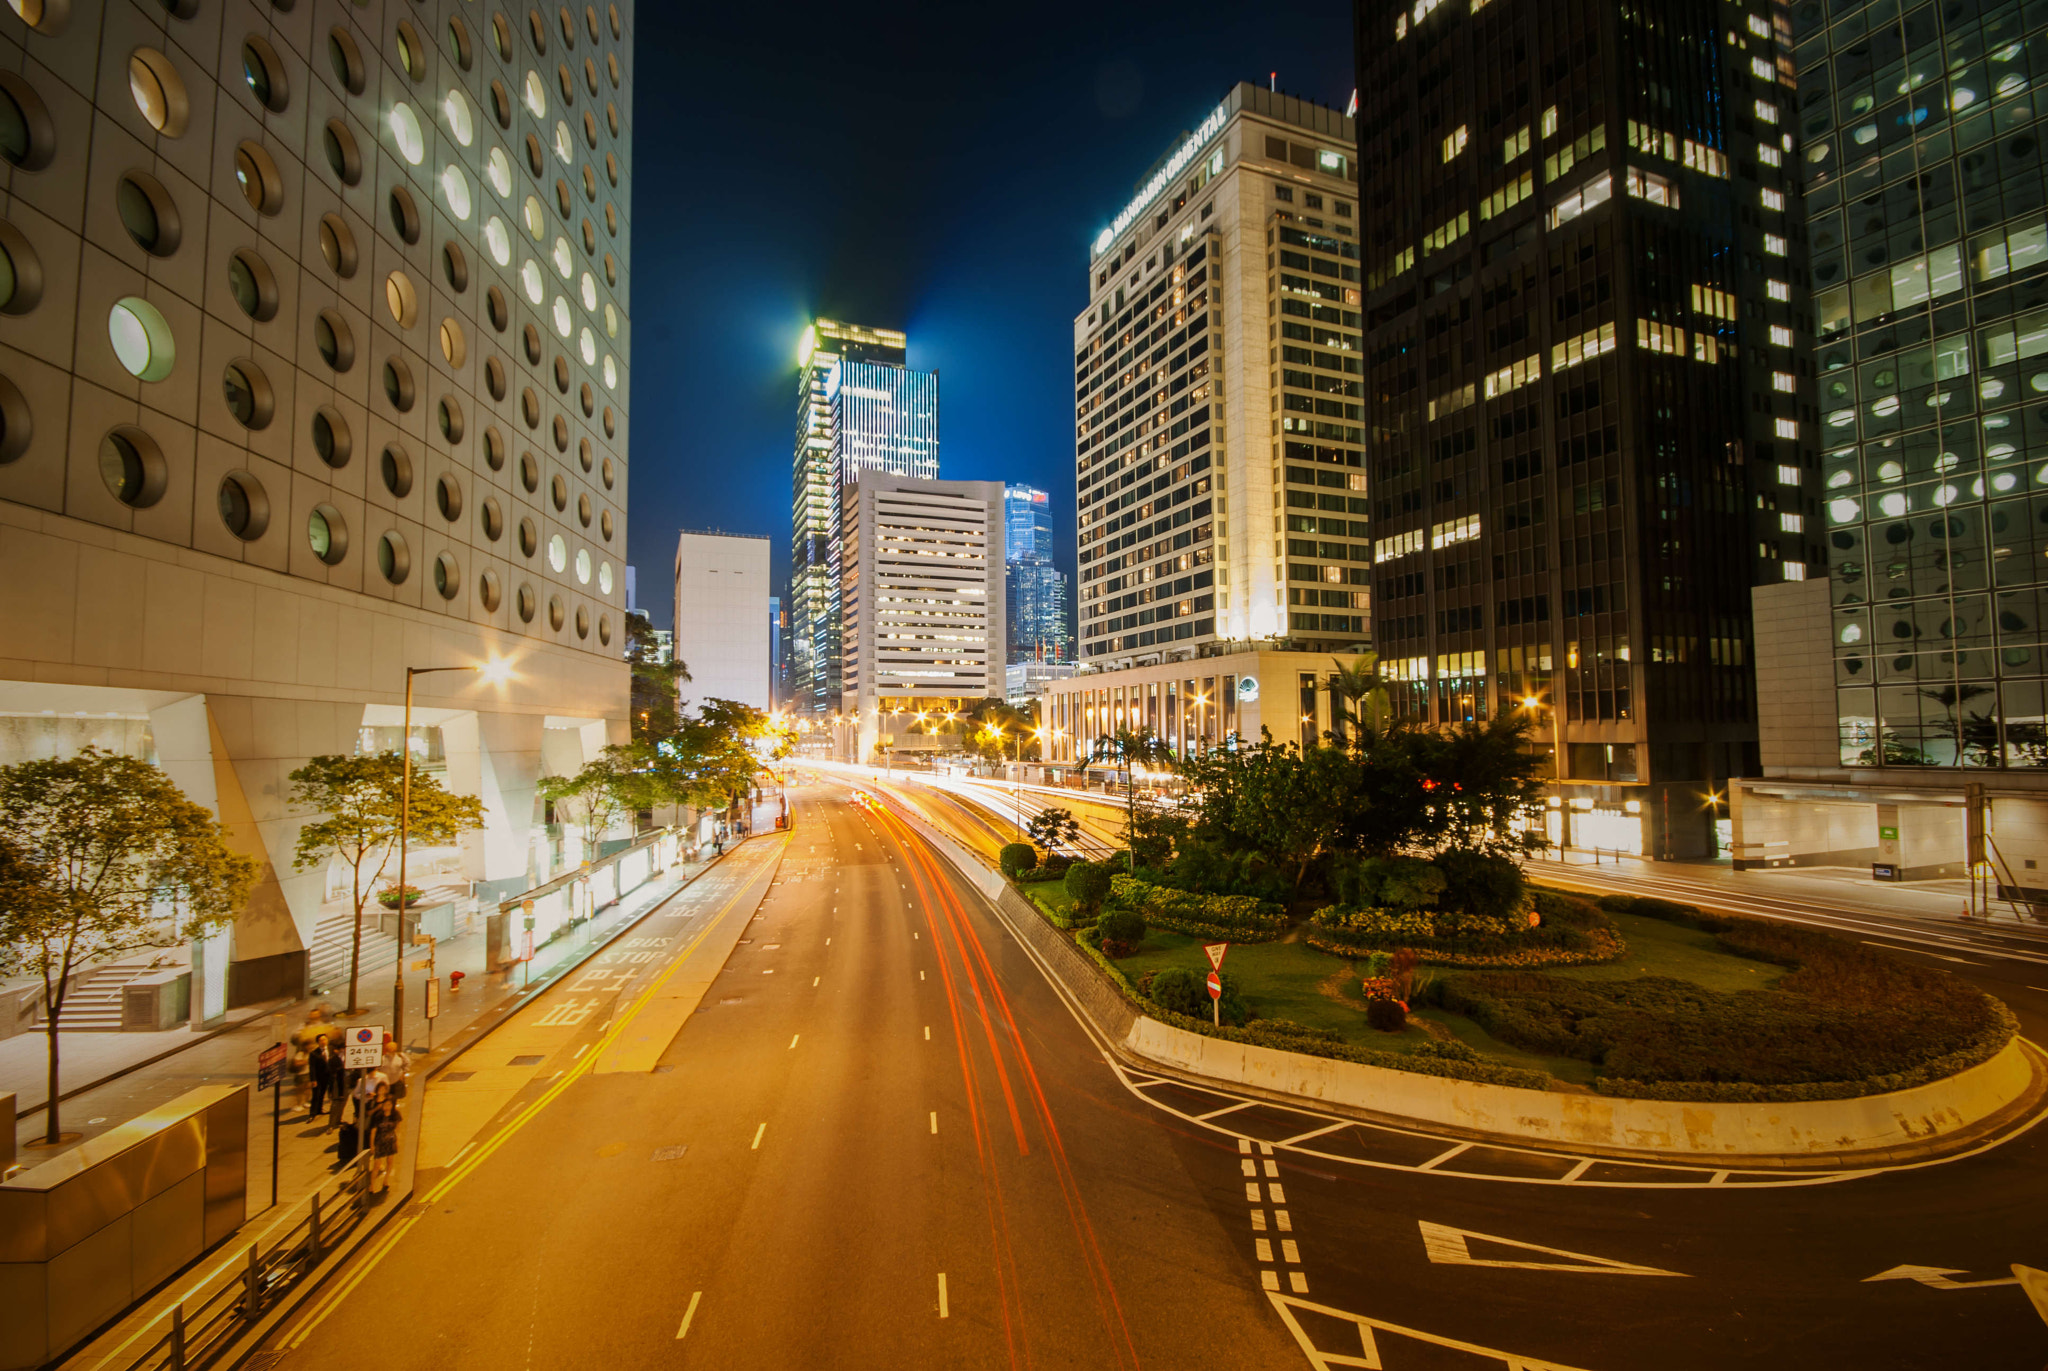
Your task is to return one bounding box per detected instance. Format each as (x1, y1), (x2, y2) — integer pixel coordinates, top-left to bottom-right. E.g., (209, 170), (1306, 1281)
(877, 781), (2048, 1171)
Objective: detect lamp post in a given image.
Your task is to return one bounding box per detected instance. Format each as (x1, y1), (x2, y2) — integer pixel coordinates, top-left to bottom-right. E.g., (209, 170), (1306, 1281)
(392, 659), (511, 1054)
(1521, 693), (1566, 854)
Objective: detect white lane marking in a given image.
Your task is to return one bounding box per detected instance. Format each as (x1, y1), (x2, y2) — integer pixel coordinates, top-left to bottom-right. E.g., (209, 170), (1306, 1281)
(1282, 1240), (1301, 1264)
(751, 1123), (766, 1150)
(1269, 1183), (1287, 1204)
(826, 937), (831, 945)
(573, 1044), (588, 1059)
(1289, 1271), (1308, 1293)
(675, 1291), (702, 1339)
(937, 1273), (949, 1319)
(1241, 1158), (1257, 1177)
(1863, 1264), (2022, 1290)
(1279, 1120), (1348, 1146)
(929, 1111), (938, 1134)
(1263, 1159), (1279, 1178)
(1561, 1158), (1593, 1182)
(1256, 1238), (1274, 1262)
(924, 1026), (931, 1040)
(1861, 939), (1979, 964)
(1261, 1271), (1280, 1291)
(914, 931), (920, 939)
(1419, 1221), (1688, 1276)
(812, 976), (819, 986)
(1250, 1210), (1267, 1231)
(1416, 1142), (1471, 1172)
(1276, 1211), (1293, 1232)
(1238, 1138), (1252, 1154)
(920, 971), (925, 981)
(1243, 1182), (1260, 1202)
(1198, 1100), (1252, 1122)
(788, 1034), (799, 1050)
(1709, 1171), (1731, 1185)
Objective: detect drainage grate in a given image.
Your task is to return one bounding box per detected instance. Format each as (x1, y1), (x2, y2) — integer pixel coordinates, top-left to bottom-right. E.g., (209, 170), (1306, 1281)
(440, 1071), (474, 1084)
(651, 1145), (688, 1162)
(509, 1055), (544, 1067)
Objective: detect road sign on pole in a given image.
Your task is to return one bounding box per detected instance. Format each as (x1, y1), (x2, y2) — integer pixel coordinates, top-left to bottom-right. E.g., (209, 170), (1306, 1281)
(256, 1042), (288, 1091)
(257, 1042), (287, 1209)
(1204, 942), (1229, 971)
(343, 1025), (384, 1068)
(1205, 971), (1222, 998)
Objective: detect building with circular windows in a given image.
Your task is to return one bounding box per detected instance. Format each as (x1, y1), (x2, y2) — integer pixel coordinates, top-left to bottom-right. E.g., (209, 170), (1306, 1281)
(0, 0), (632, 1009)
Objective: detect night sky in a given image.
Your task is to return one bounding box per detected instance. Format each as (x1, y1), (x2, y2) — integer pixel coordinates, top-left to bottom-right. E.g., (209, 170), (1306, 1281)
(625, 1), (1357, 631)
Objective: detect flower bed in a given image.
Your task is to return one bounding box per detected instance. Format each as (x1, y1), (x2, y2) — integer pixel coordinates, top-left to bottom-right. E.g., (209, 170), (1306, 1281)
(1106, 874), (1287, 942)
(1435, 894), (2019, 1101)
(1302, 889), (1623, 967)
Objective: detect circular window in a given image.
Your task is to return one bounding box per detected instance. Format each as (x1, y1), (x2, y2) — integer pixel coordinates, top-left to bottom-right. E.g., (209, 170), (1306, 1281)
(525, 133), (545, 176)
(574, 546), (590, 583)
(99, 427), (167, 507)
(241, 38), (288, 112)
(226, 248), (276, 321)
(597, 614), (611, 646)
(116, 173), (180, 255)
(381, 444), (413, 497)
(552, 414), (569, 451)
(553, 119), (573, 164)
(487, 287), (511, 332)
(233, 141), (283, 215)
(550, 235), (572, 279)
(582, 164), (596, 202)
(583, 111), (597, 149)
(490, 79), (512, 129)
(442, 88), (474, 146)
(308, 503), (347, 565)
(128, 49), (188, 136)
(520, 259), (544, 303)
(580, 216), (595, 253)
(377, 531), (411, 585)
(547, 532), (566, 571)
(384, 271), (419, 329)
(0, 73), (56, 170)
(328, 28), (366, 94)
(559, 180), (574, 217)
(602, 355), (617, 389)
(521, 387), (540, 427)
(440, 165), (472, 221)
(550, 473), (568, 510)
(318, 213), (357, 277)
(389, 187), (421, 244)
(601, 455), (614, 488)
(605, 151), (618, 186)
(395, 21), (426, 81)
(481, 497), (504, 540)
(314, 310), (353, 371)
(312, 407), (350, 468)
(0, 373), (30, 464)
(579, 382), (595, 417)
(439, 317), (467, 367)
(603, 252), (616, 286)
(517, 582), (537, 622)
(485, 356), (508, 400)
(519, 451), (539, 492)
(322, 119), (362, 185)
(551, 296), (572, 337)
(446, 16), (474, 70)
(548, 594), (565, 630)
(523, 325), (543, 364)
(577, 436), (592, 471)
(518, 515), (538, 556)
(217, 471), (269, 540)
(597, 559), (616, 596)
(486, 148), (513, 201)
(108, 296), (174, 380)
(577, 491), (591, 526)
(607, 53), (619, 88)
(492, 13), (513, 60)
(605, 105), (617, 139)
(522, 195), (545, 239)
(600, 507), (613, 539)
(524, 69), (547, 116)
(0, 219), (41, 317)
(384, 358), (416, 411)
(583, 57), (598, 95)
(437, 395), (464, 441)
(604, 303), (617, 338)
(433, 552), (461, 600)
(579, 329), (597, 368)
(479, 569), (502, 612)
(443, 241), (469, 293)
(609, 5), (620, 39)
(602, 407), (615, 438)
(553, 356), (570, 392)
(388, 103), (425, 164)
(574, 605), (588, 638)
(484, 216), (512, 266)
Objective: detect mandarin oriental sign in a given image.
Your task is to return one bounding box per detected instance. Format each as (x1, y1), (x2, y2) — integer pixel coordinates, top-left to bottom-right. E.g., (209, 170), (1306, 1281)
(1093, 100), (1231, 258)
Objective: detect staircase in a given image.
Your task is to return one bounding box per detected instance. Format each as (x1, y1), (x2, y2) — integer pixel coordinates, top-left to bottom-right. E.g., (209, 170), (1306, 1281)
(59, 963), (161, 1032)
(305, 882), (467, 997)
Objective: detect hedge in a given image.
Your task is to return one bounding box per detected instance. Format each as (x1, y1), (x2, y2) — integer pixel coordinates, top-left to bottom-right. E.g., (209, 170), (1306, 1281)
(1072, 926), (1550, 1090)
(1302, 889), (1624, 968)
(1436, 893), (2018, 1101)
(1107, 874), (1287, 942)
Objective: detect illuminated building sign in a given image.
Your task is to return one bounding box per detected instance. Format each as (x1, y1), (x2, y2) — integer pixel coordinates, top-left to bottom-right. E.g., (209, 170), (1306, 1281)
(1092, 99), (1231, 259)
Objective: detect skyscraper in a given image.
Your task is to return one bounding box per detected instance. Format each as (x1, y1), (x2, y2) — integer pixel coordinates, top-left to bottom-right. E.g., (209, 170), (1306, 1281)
(1732, 1), (2048, 887)
(1005, 484), (1072, 662)
(1075, 84), (1366, 672)
(1351, 0), (1813, 857)
(0, 0), (635, 997)
(789, 320), (938, 718)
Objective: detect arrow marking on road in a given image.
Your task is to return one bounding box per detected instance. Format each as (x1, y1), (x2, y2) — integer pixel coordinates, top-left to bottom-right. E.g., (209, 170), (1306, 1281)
(1419, 1221), (1688, 1276)
(1863, 1264), (2021, 1290)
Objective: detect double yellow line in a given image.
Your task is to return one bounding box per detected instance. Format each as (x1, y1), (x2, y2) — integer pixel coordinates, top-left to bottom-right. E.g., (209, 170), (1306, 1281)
(283, 839), (785, 1349)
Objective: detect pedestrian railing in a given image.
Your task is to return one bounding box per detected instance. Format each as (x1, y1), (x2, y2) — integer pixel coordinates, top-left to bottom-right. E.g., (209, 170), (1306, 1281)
(96, 1155), (373, 1371)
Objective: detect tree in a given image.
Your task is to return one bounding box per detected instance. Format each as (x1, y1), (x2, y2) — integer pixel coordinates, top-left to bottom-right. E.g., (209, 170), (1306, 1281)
(1027, 807), (1083, 854)
(0, 748), (256, 1144)
(670, 698), (777, 819)
(288, 753), (486, 1014)
(626, 611), (691, 743)
(537, 743), (663, 857)
(1326, 652), (1392, 750)
(1086, 726), (1179, 852)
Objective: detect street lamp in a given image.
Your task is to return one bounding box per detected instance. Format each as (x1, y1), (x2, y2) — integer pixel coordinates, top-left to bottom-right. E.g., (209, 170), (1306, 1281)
(393, 657), (513, 1055)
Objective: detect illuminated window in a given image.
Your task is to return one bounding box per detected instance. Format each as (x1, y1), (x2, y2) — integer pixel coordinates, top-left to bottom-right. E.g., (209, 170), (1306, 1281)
(1540, 105), (1558, 138)
(1479, 171), (1533, 220)
(1501, 126), (1529, 163)
(1747, 14), (1770, 37)
(1482, 354), (1541, 399)
(1548, 172), (1611, 228)
(1759, 144), (1782, 167)
(1683, 141), (1727, 177)
(1421, 210), (1469, 255)
(1750, 56), (1774, 80)
(1626, 166), (1678, 209)
(1773, 371), (1795, 392)
(1767, 279), (1790, 301)
(1691, 284), (1737, 320)
(1764, 233), (1788, 255)
(1775, 417), (1800, 439)
(1552, 321), (1615, 370)
(1782, 562), (1807, 581)
(1441, 125), (1468, 161)
(1770, 324), (1794, 346)
(1760, 187), (1784, 212)
(1779, 512), (1804, 533)
(1637, 318), (1687, 354)
(1777, 464), (1801, 486)
(1429, 513), (1481, 550)
(1755, 99), (1779, 123)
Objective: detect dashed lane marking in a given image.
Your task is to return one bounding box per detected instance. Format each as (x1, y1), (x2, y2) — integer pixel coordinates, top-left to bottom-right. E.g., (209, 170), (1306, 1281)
(788, 1034), (799, 1049)
(937, 1273), (949, 1319)
(751, 1123), (765, 1150)
(675, 1291), (701, 1340)
(930, 1111), (938, 1134)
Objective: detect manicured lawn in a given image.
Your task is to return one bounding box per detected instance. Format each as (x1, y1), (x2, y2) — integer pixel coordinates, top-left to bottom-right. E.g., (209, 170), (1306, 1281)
(1020, 880), (1078, 924)
(1551, 910), (1785, 993)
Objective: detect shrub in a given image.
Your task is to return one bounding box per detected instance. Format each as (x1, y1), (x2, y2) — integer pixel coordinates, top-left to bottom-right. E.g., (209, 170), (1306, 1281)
(1107, 874), (1288, 940)
(1365, 997), (1407, 1033)
(1064, 860), (1112, 914)
(1148, 965), (1247, 1026)
(1095, 906), (1146, 957)
(377, 885), (424, 909)
(1434, 849), (1529, 923)
(1304, 891), (1622, 967)
(999, 842), (1037, 877)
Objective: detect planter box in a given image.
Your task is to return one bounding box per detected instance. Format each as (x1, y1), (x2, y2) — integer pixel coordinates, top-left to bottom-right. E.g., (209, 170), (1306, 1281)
(377, 901), (455, 944)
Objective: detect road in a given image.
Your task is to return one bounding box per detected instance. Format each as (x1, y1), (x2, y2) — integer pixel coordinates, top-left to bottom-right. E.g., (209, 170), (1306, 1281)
(264, 776), (2048, 1370)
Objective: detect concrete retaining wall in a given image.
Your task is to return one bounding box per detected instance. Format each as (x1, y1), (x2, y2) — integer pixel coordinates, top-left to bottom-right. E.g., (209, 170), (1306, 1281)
(880, 777), (2045, 1163)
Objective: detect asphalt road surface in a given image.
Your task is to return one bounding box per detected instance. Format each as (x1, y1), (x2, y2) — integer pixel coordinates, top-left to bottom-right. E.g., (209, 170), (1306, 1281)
(265, 778), (2048, 1370)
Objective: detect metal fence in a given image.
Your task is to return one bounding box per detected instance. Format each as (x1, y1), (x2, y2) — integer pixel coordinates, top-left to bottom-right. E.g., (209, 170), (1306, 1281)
(101, 1156), (372, 1371)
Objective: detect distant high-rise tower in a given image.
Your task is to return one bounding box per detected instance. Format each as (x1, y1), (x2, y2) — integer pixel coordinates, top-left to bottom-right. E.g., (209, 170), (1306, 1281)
(790, 320), (938, 717)
(1005, 485), (1071, 663)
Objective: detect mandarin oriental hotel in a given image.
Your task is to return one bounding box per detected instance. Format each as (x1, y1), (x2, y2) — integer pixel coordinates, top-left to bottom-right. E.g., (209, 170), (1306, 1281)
(0, 0), (634, 1000)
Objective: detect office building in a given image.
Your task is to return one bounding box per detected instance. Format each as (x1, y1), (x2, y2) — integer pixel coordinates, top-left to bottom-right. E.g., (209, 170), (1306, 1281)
(1732, 0), (2048, 893)
(673, 531), (771, 712)
(768, 594), (784, 709)
(789, 319), (938, 720)
(0, 0), (635, 1000)
(1038, 648), (1349, 762)
(1350, 0), (1813, 856)
(1007, 660), (1078, 711)
(1005, 483), (1072, 663)
(839, 472), (1004, 764)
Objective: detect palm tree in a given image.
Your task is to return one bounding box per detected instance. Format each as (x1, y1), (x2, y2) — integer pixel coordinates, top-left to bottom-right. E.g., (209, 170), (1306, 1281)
(1326, 652), (1393, 750)
(1087, 726), (1179, 852)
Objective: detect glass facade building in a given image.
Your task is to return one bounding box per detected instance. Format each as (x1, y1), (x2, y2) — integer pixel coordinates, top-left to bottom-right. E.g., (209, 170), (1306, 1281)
(1005, 484), (1073, 662)
(1799, 0), (2048, 770)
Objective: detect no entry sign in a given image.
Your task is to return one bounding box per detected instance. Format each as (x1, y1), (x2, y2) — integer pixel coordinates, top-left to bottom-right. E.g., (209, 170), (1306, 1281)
(1206, 971), (1222, 1000)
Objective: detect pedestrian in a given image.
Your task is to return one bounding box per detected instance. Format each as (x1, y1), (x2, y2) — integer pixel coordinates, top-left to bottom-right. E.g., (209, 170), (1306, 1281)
(380, 1035), (410, 1102)
(367, 1083), (402, 1193)
(327, 1028), (351, 1129)
(306, 1033), (339, 1124)
(290, 1008), (327, 1108)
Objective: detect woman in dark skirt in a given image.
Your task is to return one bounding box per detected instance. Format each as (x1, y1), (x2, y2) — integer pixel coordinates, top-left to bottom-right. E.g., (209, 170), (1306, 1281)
(367, 1083), (402, 1193)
